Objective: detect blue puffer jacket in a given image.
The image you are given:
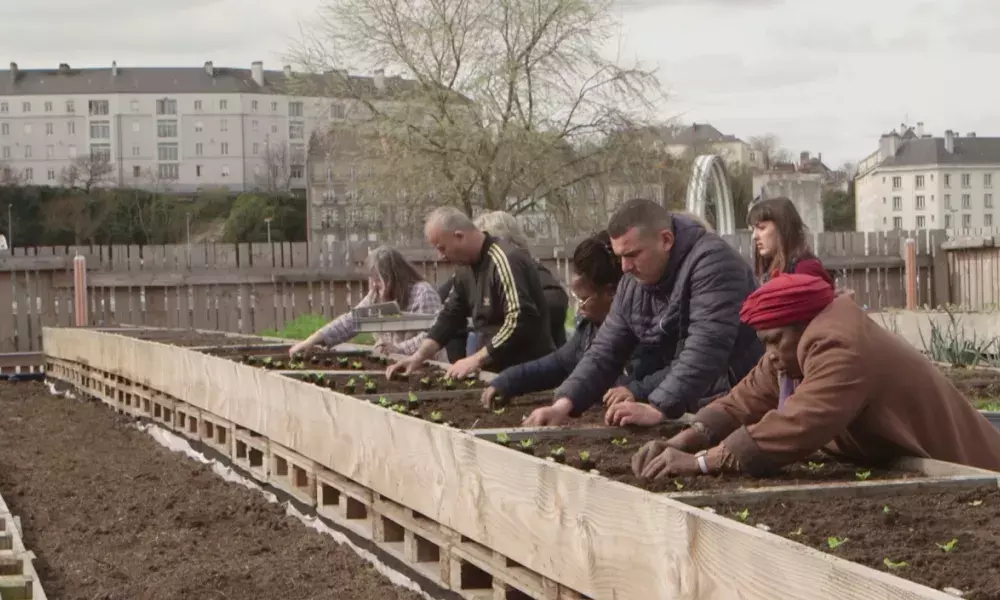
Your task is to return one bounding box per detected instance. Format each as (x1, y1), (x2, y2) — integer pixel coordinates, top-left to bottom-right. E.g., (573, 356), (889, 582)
(555, 214), (764, 418)
(489, 319), (664, 398)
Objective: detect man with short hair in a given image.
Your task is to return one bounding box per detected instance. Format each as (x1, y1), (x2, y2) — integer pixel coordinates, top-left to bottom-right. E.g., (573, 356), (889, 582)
(524, 198), (763, 426)
(631, 274), (1000, 478)
(386, 207), (554, 379)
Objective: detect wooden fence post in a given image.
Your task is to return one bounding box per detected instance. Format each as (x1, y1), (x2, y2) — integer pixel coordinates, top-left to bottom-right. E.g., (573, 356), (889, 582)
(903, 238), (917, 310)
(73, 255), (88, 327)
(929, 229), (950, 309)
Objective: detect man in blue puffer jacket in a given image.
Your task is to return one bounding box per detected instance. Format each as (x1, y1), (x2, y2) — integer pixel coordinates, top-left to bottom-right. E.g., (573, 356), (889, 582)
(524, 199), (764, 427)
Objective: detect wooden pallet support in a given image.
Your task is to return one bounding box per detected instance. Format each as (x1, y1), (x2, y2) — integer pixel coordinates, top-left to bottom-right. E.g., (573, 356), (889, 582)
(199, 414), (234, 459)
(44, 327), (979, 600)
(149, 392), (176, 431)
(174, 404), (202, 440)
(232, 427), (268, 482)
(267, 442), (316, 506)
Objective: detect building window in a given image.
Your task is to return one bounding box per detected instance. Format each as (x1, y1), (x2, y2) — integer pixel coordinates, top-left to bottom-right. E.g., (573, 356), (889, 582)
(987, 214), (994, 227)
(24, 168), (33, 181)
(132, 121), (140, 132)
(271, 123), (278, 134)
(331, 103), (346, 119)
(944, 194), (952, 209)
(271, 101), (278, 111)
(195, 121), (203, 132)
(45, 122), (53, 135)
(128, 100), (139, 112)
(289, 101), (304, 117)
(891, 196), (902, 211)
(195, 142), (203, 156)
(221, 142), (229, 155)
(987, 174), (994, 188)
(962, 173), (971, 188)
(915, 175), (924, 189)
(89, 121), (110, 139)
(1, 146), (9, 159)
(157, 164), (179, 179)
(156, 98), (177, 115)
(893, 216), (902, 229)
(132, 146), (140, 156)
(220, 119), (228, 132)
(47, 169), (55, 181)
(89, 100), (109, 115)
(22, 102), (31, 113)
(66, 100), (75, 113)
(962, 193), (971, 209)
(291, 165), (304, 179)
(945, 214), (952, 228)
(157, 143), (179, 161)
(133, 166), (141, 178)
(252, 120), (258, 132)
(0, 102), (6, 113)
(987, 193), (994, 209)
(221, 165), (230, 177)
(962, 214), (972, 228)
(916, 215), (926, 228)
(196, 165), (203, 177)
(252, 100), (259, 111)
(289, 123), (304, 139)
(252, 142), (259, 154)
(194, 100), (202, 111)
(45, 145), (54, 158)
(24, 145), (31, 158)
(157, 120), (178, 138)
(67, 122), (75, 135)
(89, 144), (111, 161)
(220, 99), (228, 110)
(44, 101), (53, 112)
(915, 195), (925, 210)
(944, 174), (951, 188)
(0, 123), (7, 135)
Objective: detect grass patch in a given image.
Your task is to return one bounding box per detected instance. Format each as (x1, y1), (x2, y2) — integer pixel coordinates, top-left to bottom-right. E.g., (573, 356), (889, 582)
(259, 313), (374, 344)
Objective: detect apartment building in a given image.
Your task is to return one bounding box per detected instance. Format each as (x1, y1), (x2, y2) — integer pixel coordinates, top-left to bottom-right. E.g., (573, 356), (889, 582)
(855, 123), (1000, 231)
(0, 61), (405, 193)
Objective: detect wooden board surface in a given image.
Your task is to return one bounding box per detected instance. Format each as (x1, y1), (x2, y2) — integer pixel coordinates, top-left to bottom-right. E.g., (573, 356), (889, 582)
(42, 327), (956, 600)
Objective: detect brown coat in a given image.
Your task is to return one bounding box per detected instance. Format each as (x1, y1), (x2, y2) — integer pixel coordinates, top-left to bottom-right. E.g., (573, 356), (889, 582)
(695, 296), (1000, 474)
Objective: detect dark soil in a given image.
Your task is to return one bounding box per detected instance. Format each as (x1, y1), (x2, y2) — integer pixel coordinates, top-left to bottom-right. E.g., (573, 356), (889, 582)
(0, 382), (423, 600)
(295, 371), (486, 394)
(711, 487), (1000, 599)
(247, 352), (389, 371)
(940, 366), (1000, 409)
(386, 393), (608, 429)
(110, 328), (267, 348)
(525, 431), (916, 493)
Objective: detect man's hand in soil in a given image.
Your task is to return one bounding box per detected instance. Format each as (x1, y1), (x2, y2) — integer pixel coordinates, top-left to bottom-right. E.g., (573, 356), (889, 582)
(373, 340), (402, 356)
(523, 398), (573, 427)
(446, 355), (482, 380)
(633, 445), (700, 479)
(603, 386), (635, 407)
(605, 401), (663, 427)
(480, 386), (499, 409)
(385, 356), (424, 379)
(288, 340), (313, 358)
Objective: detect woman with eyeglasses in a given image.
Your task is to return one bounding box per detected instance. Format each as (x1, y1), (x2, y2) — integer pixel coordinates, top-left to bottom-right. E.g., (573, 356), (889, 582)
(480, 231), (646, 407)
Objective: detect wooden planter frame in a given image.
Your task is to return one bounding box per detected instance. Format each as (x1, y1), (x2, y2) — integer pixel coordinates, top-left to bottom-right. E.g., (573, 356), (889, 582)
(41, 326), (993, 600)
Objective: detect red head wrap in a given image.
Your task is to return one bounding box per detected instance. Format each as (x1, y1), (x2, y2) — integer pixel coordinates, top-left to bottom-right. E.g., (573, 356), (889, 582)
(740, 273), (836, 330)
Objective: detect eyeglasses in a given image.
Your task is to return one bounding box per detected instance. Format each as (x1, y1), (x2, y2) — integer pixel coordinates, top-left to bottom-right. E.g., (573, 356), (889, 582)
(571, 292), (596, 310)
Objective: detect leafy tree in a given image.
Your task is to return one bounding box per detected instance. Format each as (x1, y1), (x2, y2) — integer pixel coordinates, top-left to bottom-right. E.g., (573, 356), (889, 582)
(222, 193), (307, 243)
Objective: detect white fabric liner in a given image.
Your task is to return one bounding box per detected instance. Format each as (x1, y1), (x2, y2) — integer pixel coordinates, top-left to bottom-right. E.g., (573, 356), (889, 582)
(44, 382), (436, 600)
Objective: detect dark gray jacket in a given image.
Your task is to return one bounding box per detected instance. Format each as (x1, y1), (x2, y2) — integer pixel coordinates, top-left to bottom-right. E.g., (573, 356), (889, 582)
(555, 214), (764, 418)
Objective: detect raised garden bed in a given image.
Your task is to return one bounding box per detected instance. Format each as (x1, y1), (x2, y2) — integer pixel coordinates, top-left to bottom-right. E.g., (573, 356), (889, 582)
(107, 328), (268, 347)
(289, 370), (487, 395)
(248, 352), (392, 372)
(709, 486), (1000, 599)
(367, 392), (608, 430)
(512, 429), (935, 494)
(0, 381), (423, 600)
(940, 365), (1000, 410)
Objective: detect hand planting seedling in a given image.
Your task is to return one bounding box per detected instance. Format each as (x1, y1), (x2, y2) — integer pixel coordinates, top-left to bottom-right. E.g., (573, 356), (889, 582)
(883, 558), (909, 569)
(855, 470), (872, 481)
(806, 461), (825, 472)
(429, 410), (444, 424)
(735, 508), (750, 522)
(577, 450), (595, 471)
(826, 537), (848, 549)
(937, 538), (958, 553)
(549, 446), (566, 464)
(518, 438), (535, 455)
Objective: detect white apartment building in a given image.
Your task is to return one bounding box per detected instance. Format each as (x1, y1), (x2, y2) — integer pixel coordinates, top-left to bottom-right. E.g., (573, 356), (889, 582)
(0, 61), (403, 193)
(855, 123), (1000, 231)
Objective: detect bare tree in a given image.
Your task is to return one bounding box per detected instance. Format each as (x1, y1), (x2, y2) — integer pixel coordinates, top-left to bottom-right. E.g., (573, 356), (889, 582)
(748, 134), (792, 171)
(292, 0), (665, 219)
(0, 161), (27, 186)
(255, 142), (296, 194)
(60, 153), (115, 192)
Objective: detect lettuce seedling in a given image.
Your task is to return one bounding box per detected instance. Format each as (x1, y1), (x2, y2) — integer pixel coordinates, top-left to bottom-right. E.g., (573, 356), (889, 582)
(496, 432), (511, 445)
(806, 461), (825, 472)
(493, 407), (506, 415)
(390, 404), (406, 413)
(378, 396), (392, 407)
(969, 499), (983, 507)
(549, 446), (566, 464)
(826, 537), (848, 549)
(937, 538), (958, 553)
(735, 509), (750, 522)
(364, 380), (378, 393)
(611, 437), (628, 447)
(788, 527), (803, 537)
(673, 480), (684, 491)
(883, 558), (908, 569)
(855, 470), (872, 481)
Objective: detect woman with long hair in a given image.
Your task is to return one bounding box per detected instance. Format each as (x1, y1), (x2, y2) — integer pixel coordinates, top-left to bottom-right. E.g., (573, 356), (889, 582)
(747, 196), (834, 287)
(290, 245), (444, 359)
(480, 230), (648, 407)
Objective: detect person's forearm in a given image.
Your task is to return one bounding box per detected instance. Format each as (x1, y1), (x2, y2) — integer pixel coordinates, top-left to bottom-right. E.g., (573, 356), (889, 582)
(666, 423), (713, 453)
(410, 338), (443, 362)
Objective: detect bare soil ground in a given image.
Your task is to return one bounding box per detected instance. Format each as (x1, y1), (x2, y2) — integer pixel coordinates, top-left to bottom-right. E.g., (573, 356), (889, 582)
(0, 381), (424, 600)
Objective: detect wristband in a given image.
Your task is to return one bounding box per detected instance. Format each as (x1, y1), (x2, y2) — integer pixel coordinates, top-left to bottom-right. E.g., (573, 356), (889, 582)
(695, 450), (710, 474)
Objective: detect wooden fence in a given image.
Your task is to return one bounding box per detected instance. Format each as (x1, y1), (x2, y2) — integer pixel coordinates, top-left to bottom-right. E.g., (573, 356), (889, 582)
(0, 229), (957, 352)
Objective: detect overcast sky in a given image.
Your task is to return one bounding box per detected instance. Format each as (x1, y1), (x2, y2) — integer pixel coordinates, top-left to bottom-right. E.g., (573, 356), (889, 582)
(2, 0), (997, 166)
